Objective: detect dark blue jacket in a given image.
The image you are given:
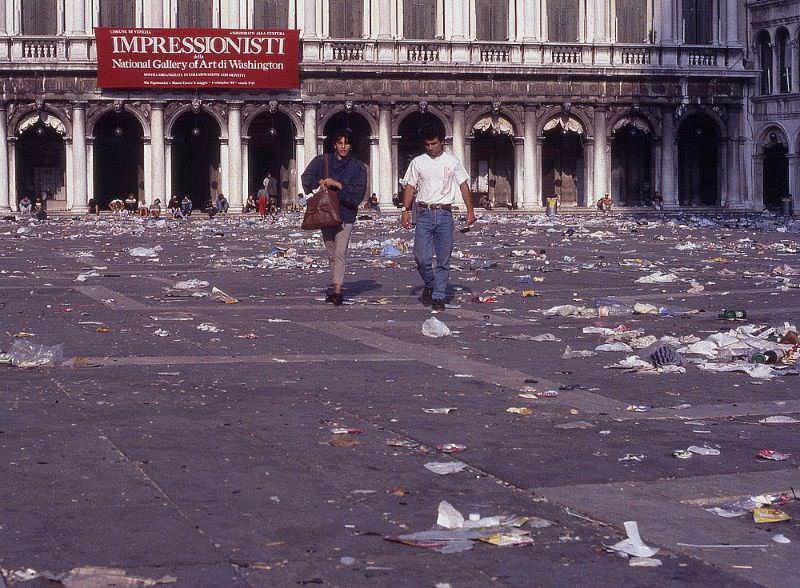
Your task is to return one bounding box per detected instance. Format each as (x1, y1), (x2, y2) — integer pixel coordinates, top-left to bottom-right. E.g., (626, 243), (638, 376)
(301, 153), (367, 224)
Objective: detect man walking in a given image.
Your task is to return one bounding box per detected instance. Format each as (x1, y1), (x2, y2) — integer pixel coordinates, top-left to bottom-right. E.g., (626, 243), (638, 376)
(400, 127), (475, 311)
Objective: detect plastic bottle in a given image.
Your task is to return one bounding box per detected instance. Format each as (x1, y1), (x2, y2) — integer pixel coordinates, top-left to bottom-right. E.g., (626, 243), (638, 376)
(752, 350), (785, 364)
(719, 309), (747, 320)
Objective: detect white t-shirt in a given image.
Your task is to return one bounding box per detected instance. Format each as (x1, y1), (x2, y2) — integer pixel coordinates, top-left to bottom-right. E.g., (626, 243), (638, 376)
(402, 151), (469, 205)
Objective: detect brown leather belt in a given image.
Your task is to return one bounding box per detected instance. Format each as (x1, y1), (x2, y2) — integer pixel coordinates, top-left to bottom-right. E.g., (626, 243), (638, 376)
(417, 202), (452, 210)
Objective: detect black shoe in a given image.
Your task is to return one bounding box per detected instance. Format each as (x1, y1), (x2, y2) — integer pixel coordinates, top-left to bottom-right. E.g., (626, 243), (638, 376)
(325, 290), (335, 303)
(331, 292), (344, 306)
(421, 287), (433, 306)
(432, 299), (445, 311)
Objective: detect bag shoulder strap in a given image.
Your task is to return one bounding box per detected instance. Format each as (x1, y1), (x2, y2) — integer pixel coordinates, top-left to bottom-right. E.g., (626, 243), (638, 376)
(324, 154), (329, 178)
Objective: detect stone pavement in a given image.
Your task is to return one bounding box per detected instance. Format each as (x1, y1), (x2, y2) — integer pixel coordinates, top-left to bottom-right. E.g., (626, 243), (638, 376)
(1, 211), (799, 587)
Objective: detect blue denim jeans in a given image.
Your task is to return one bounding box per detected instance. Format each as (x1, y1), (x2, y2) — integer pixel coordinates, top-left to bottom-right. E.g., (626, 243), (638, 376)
(413, 208), (454, 301)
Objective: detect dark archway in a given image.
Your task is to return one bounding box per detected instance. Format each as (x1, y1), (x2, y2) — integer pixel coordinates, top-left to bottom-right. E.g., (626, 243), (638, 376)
(611, 123), (653, 206)
(93, 111), (144, 209)
(248, 111), (296, 209)
(678, 114), (719, 206)
(171, 111), (221, 209)
(16, 122), (66, 208)
(541, 125), (584, 206)
(471, 126), (515, 209)
(397, 112), (446, 190)
(763, 141), (789, 211)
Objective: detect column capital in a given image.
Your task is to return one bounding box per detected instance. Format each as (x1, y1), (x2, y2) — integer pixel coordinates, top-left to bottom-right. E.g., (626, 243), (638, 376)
(227, 101), (244, 109)
(72, 101), (88, 110)
(150, 101), (167, 110)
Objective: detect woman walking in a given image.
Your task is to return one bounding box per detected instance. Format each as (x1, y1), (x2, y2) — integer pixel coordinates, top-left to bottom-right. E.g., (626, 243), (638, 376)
(301, 131), (367, 306)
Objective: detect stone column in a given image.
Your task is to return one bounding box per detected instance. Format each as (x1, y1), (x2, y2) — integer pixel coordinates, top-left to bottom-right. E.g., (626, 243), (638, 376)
(725, 0), (740, 46)
(592, 108), (608, 207)
(0, 1), (6, 35)
(661, 110), (677, 207)
(513, 138), (524, 210)
(452, 105), (466, 166)
(752, 155), (764, 210)
(449, 0), (466, 40)
(593, 0), (610, 42)
(523, 0), (540, 41)
(660, 0), (674, 42)
(71, 0), (86, 34)
(71, 104), (88, 211)
(229, 0), (241, 28)
(150, 103), (166, 207)
(304, 0), (317, 38)
(523, 106), (538, 209)
(303, 103), (318, 184)
(0, 105), (9, 212)
(227, 103), (243, 210)
(789, 155), (800, 216)
(369, 138), (379, 200)
(378, 0), (392, 38)
(150, 0), (163, 27)
(378, 104), (393, 207)
(725, 113), (739, 206)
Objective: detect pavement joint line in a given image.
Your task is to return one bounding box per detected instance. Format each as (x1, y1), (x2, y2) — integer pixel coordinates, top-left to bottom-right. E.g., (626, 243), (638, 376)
(621, 399), (800, 421)
(65, 353), (412, 367)
(73, 285), (149, 310)
(96, 432), (243, 580)
(303, 321), (630, 415)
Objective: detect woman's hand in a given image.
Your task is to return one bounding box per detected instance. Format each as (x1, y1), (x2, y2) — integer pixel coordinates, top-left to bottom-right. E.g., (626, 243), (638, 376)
(320, 178), (343, 190)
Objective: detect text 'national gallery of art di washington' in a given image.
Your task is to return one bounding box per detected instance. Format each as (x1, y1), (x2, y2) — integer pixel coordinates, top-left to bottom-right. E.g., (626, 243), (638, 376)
(0, 1), (798, 214)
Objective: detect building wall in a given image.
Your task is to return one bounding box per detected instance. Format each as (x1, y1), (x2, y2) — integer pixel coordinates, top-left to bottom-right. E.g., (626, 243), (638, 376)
(0, 0), (758, 213)
(748, 0), (800, 214)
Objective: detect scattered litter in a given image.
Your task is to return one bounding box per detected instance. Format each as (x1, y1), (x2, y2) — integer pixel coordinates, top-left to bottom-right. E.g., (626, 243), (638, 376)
(759, 416), (800, 424)
(506, 407), (533, 416)
(8, 340), (64, 368)
(687, 446), (720, 456)
(211, 286), (238, 304)
(607, 521), (659, 558)
(422, 316), (451, 338)
(753, 507), (791, 523)
(758, 449), (790, 461)
(772, 534), (791, 544)
(173, 279), (209, 290)
(128, 246), (162, 257)
(423, 407), (458, 414)
(424, 461), (468, 475)
(196, 323), (223, 333)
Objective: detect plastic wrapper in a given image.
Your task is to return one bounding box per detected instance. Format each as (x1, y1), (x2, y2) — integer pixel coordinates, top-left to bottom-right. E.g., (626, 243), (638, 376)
(9, 340), (64, 368)
(422, 317), (451, 338)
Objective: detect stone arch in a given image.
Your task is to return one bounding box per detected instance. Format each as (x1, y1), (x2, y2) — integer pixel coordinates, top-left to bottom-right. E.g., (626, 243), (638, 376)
(319, 105), (377, 139)
(794, 128), (800, 156)
(675, 106), (728, 140)
(536, 107), (591, 138)
(87, 103), (150, 139)
(243, 104), (302, 139)
(10, 103), (72, 140)
(607, 109), (657, 139)
(756, 124), (790, 151)
(392, 104), (452, 138)
(465, 108), (522, 137)
(165, 103), (227, 139)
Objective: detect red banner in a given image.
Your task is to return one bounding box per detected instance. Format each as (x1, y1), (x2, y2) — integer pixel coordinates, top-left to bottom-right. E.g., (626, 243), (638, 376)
(96, 27), (299, 90)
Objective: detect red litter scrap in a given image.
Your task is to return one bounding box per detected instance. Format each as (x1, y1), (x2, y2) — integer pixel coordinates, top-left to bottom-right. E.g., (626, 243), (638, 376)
(758, 449), (790, 461)
(437, 443), (467, 453)
(331, 427), (364, 435)
(477, 296), (498, 304)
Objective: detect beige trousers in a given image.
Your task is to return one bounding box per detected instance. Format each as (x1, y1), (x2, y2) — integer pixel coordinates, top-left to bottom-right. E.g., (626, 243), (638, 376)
(321, 223), (354, 286)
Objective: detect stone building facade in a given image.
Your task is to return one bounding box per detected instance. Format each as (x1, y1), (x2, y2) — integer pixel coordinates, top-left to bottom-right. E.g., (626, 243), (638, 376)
(749, 0), (800, 214)
(0, 1), (763, 213)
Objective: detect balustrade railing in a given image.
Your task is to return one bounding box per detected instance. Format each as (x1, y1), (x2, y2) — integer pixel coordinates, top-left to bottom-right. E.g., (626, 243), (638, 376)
(0, 34), (742, 73)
